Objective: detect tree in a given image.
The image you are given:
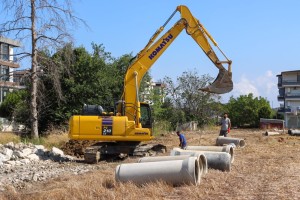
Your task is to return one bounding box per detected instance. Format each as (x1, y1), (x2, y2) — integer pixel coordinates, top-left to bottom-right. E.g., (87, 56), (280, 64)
(226, 93), (272, 127)
(0, 0), (85, 138)
(37, 44), (142, 131)
(164, 70), (221, 127)
(0, 90), (29, 123)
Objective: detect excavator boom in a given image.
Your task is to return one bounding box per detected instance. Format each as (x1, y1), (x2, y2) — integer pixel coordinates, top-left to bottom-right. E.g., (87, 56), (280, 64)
(123, 5), (233, 124)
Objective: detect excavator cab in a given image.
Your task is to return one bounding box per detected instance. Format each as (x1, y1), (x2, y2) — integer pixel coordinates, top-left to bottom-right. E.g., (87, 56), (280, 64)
(140, 102), (152, 128)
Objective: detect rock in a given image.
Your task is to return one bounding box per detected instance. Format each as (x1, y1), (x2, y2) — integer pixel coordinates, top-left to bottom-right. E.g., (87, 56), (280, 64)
(20, 159), (30, 164)
(5, 160), (16, 166)
(4, 142), (14, 149)
(0, 147), (13, 160)
(0, 153), (9, 162)
(34, 145), (45, 150)
(22, 148), (33, 157)
(13, 148), (33, 159)
(14, 142), (28, 150)
(51, 147), (64, 156)
(32, 173), (38, 182)
(26, 154), (40, 161)
(33, 148), (47, 157)
(15, 161), (21, 166)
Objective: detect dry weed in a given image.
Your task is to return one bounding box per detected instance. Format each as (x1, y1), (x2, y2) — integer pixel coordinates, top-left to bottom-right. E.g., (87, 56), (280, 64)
(0, 132), (21, 145)
(1, 129), (300, 200)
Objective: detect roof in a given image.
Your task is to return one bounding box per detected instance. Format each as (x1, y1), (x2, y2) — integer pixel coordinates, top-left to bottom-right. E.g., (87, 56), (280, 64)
(260, 118), (284, 123)
(0, 36), (21, 47)
(277, 70), (300, 77)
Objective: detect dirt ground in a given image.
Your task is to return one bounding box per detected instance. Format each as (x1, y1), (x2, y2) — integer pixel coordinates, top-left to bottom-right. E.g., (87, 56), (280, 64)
(1, 129), (300, 200)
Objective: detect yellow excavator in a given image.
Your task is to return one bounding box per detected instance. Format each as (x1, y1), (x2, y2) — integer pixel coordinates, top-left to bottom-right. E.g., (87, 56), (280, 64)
(68, 5), (233, 163)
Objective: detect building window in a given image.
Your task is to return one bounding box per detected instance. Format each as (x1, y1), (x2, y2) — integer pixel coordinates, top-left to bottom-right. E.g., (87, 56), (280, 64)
(0, 87), (8, 102)
(297, 73), (300, 82)
(1, 43), (9, 61)
(0, 66), (9, 81)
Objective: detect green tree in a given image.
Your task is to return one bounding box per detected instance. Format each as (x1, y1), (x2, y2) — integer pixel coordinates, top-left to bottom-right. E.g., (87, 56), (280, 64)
(0, 90), (30, 126)
(226, 93), (272, 127)
(163, 70), (221, 127)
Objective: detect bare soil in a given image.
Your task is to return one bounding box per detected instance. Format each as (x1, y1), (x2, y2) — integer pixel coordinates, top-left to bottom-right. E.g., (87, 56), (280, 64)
(1, 129), (300, 200)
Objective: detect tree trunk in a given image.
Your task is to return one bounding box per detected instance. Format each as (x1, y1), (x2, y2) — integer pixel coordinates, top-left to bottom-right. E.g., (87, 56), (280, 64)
(30, 0), (39, 138)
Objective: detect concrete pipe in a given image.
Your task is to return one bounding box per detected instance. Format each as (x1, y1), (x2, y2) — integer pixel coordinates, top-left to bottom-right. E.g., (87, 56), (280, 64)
(171, 147), (234, 164)
(186, 145), (234, 163)
(138, 154), (207, 176)
(170, 148), (231, 172)
(115, 157), (200, 186)
(216, 136), (246, 148)
(264, 131), (280, 136)
(288, 129), (300, 136)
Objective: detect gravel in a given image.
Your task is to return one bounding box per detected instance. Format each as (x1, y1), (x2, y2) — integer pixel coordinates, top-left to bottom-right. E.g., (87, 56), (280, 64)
(0, 142), (100, 191)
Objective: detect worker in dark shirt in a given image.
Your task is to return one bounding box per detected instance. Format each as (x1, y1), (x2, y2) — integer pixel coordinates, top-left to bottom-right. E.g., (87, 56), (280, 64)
(176, 131), (187, 149)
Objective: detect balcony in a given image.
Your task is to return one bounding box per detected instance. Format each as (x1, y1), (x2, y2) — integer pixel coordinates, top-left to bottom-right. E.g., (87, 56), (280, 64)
(285, 93), (300, 99)
(0, 60), (20, 68)
(277, 95), (284, 101)
(0, 81), (25, 89)
(281, 80), (300, 87)
(277, 107), (291, 113)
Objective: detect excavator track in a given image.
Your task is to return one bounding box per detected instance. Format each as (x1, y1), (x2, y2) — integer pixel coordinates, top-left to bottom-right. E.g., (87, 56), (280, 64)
(84, 146), (101, 164)
(82, 142), (167, 163)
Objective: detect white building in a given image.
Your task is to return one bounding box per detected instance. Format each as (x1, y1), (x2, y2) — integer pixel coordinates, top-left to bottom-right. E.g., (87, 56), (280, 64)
(141, 80), (165, 105)
(0, 36), (21, 131)
(277, 70), (300, 128)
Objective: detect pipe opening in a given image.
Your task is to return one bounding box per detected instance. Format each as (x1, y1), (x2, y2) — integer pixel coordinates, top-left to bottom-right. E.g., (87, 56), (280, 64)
(199, 154), (208, 174)
(239, 140), (246, 148)
(194, 159), (200, 185)
(229, 147), (234, 163)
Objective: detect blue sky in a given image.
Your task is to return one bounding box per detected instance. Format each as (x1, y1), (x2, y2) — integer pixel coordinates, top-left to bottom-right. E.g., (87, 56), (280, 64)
(4, 1), (300, 108)
(70, 0), (300, 108)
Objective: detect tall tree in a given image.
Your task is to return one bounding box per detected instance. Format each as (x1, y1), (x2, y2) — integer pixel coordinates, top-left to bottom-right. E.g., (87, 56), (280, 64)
(0, 0), (84, 138)
(164, 70), (221, 127)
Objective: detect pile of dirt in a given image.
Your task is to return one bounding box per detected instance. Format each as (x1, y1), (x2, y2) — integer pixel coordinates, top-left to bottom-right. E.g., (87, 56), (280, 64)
(61, 140), (97, 158)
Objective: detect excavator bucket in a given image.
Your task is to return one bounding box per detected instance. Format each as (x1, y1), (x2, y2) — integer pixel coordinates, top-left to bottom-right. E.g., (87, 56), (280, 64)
(200, 69), (233, 94)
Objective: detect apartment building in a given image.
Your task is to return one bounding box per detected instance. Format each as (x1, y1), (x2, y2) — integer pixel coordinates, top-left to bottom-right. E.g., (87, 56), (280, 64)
(141, 80), (165, 105)
(0, 36), (21, 131)
(0, 36), (21, 102)
(277, 70), (300, 128)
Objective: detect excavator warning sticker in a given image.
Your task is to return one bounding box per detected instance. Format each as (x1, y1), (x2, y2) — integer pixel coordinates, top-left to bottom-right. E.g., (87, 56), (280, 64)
(102, 118), (113, 135)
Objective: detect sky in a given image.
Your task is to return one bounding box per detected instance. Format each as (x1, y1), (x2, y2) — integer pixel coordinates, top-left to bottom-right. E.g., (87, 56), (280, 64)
(4, 0), (300, 108)
(69, 0), (300, 108)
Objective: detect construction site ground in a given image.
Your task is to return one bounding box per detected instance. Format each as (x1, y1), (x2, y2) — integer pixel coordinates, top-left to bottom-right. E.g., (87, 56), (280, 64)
(1, 128), (300, 200)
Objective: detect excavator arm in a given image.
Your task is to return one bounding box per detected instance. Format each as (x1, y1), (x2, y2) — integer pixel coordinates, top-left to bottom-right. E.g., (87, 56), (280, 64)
(122, 5), (233, 125)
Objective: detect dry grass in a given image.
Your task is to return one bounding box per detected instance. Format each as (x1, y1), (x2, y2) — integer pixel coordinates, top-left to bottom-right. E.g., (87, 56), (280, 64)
(0, 131), (69, 149)
(0, 132), (21, 145)
(1, 129), (300, 200)
(42, 133), (69, 149)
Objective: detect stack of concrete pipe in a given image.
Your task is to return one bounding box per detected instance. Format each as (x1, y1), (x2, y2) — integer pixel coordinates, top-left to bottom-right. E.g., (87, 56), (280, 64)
(170, 147), (232, 172)
(216, 136), (246, 148)
(115, 136), (245, 186)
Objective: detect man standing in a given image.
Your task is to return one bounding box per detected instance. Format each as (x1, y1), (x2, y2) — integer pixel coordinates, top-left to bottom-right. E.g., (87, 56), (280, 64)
(220, 113), (231, 137)
(176, 131), (187, 149)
